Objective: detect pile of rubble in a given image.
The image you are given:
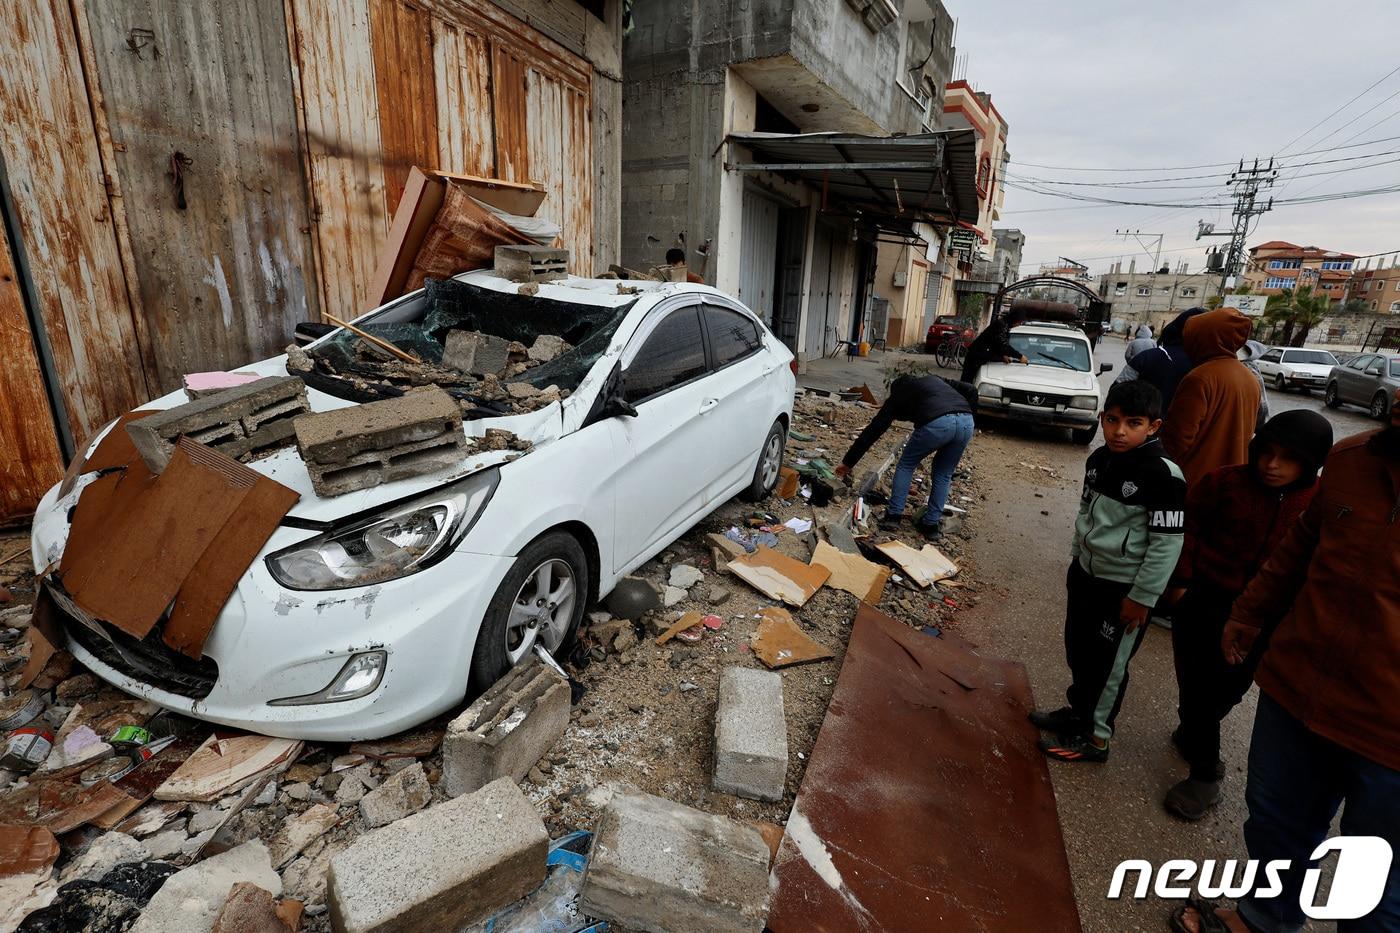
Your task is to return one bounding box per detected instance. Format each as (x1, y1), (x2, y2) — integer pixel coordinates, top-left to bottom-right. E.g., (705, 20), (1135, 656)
(0, 387), (993, 931)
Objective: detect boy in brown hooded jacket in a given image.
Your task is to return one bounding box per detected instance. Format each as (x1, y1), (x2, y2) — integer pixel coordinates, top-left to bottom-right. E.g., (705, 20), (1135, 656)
(1160, 309), (1260, 486)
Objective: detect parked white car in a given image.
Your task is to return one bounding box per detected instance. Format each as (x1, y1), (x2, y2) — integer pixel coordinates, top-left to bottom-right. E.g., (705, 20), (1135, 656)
(1254, 346), (1339, 393)
(31, 273), (795, 740)
(973, 322), (1111, 445)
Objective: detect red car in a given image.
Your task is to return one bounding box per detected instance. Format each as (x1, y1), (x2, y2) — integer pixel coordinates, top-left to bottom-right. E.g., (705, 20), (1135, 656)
(925, 322), (972, 354)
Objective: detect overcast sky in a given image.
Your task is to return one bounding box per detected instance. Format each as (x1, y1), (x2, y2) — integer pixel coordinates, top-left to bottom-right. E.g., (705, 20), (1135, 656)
(947, 0), (1400, 278)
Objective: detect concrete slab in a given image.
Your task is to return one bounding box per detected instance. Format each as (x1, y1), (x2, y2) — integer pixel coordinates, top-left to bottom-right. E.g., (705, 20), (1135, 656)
(131, 840), (281, 933)
(580, 785), (771, 933)
(327, 777), (547, 933)
(441, 655), (569, 798)
(713, 666), (788, 802)
(127, 376), (308, 472)
(443, 331), (513, 377)
(294, 386), (463, 465)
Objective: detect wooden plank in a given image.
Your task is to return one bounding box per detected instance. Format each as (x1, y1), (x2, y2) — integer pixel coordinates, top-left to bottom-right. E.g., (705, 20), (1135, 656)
(0, 221), (65, 523)
(591, 72), (621, 272)
(433, 19), (495, 177)
(369, 0), (439, 216)
(82, 0), (319, 393)
(287, 0), (387, 318)
(491, 42), (531, 186)
(526, 67), (565, 238)
(562, 83), (594, 274)
(0, 0), (149, 439)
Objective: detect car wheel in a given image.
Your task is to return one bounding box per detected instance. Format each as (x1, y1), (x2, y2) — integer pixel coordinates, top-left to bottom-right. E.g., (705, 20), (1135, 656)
(470, 531), (589, 691)
(741, 420), (787, 502)
(1274, 373), (1286, 390)
(1370, 391), (1390, 420)
(1324, 383), (1342, 408)
(1072, 425), (1096, 446)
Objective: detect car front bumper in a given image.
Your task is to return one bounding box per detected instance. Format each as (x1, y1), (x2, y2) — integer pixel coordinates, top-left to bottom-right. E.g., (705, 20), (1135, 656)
(976, 398), (1098, 430)
(32, 482), (514, 741)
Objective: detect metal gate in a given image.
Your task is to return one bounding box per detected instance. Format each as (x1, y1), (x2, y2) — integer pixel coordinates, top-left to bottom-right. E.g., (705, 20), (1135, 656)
(805, 223), (842, 359)
(740, 187), (780, 323)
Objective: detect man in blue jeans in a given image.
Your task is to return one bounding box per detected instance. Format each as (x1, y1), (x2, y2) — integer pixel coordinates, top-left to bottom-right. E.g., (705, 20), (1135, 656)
(834, 373), (976, 538)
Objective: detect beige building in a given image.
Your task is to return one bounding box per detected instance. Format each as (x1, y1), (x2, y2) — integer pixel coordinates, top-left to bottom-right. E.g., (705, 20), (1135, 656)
(1240, 240), (1356, 303)
(1350, 257), (1400, 314)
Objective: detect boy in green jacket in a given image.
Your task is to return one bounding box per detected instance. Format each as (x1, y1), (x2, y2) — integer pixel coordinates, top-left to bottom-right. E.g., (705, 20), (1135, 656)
(1031, 380), (1188, 762)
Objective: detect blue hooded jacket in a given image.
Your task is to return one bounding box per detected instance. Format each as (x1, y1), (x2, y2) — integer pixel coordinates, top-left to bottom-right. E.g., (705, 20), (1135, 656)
(1121, 308), (1207, 411)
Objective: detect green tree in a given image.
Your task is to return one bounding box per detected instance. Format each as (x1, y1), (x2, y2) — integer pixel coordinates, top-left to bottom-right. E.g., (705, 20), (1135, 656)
(1261, 286), (1331, 347)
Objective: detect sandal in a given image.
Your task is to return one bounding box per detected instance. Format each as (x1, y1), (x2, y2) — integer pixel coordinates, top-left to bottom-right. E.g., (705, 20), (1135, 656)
(1169, 899), (1237, 933)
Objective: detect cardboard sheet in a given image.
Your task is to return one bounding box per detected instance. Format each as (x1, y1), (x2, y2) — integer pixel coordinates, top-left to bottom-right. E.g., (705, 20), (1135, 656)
(809, 541), (890, 604)
(154, 733), (302, 803)
(727, 547), (830, 608)
(0, 825), (58, 878)
(751, 607), (835, 669)
(57, 436), (298, 657)
(875, 539), (959, 587)
(767, 606), (1081, 932)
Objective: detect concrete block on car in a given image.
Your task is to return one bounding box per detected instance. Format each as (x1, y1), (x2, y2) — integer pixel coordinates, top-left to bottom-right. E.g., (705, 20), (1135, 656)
(127, 375), (308, 472)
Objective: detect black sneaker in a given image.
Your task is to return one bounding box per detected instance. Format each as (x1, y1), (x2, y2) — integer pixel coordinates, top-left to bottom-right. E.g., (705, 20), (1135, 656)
(878, 511), (905, 530)
(1039, 733), (1109, 763)
(915, 521), (943, 540)
(1164, 778), (1222, 821)
(1170, 727), (1225, 779)
(1029, 706), (1082, 733)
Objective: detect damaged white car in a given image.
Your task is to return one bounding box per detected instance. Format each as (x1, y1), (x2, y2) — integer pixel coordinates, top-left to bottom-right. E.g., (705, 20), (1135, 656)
(30, 273), (795, 740)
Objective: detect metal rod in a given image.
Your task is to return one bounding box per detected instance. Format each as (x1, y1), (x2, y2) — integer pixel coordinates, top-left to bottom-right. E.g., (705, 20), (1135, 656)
(323, 314), (421, 364)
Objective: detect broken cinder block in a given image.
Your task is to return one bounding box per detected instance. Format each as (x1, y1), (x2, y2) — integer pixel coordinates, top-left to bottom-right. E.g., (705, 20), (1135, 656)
(327, 777), (547, 933)
(713, 666), (788, 802)
(580, 785), (772, 933)
(441, 654), (569, 798)
(442, 330), (512, 377)
(493, 244), (568, 283)
(294, 386), (468, 497)
(127, 376), (309, 472)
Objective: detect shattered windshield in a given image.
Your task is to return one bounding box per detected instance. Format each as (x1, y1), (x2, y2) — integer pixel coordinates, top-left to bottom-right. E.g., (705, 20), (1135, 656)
(297, 278), (632, 417)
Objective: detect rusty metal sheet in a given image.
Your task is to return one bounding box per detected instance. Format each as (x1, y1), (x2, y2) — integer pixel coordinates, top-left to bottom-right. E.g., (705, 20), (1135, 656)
(768, 605), (1082, 933)
(287, 0), (388, 318)
(0, 0), (149, 440)
(82, 0), (318, 393)
(0, 220), (64, 523)
(433, 20), (496, 178)
(369, 0), (440, 215)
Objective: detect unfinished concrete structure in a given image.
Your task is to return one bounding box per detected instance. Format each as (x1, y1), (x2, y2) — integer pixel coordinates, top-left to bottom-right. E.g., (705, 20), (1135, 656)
(621, 0), (969, 367)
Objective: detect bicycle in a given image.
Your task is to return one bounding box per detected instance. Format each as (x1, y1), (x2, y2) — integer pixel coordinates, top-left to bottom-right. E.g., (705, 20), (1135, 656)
(935, 331), (971, 370)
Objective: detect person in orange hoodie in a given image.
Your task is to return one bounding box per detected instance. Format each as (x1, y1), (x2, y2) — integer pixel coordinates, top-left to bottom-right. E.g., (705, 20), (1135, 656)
(1160, 309), (1261, 486)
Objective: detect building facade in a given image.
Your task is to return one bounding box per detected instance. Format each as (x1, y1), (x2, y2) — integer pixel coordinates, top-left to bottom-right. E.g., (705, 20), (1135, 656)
(1240, 241), (1356, 303)
(940, 82), (1011, 327)
(0, 0), (625, 521)
(1349, 259), (1400, 314)
(1097, 262), (1215, 333)
(621, 0), (969, 362)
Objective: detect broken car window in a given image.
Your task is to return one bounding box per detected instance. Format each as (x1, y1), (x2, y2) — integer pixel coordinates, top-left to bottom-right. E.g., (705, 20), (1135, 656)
(705, 305), (762, 368)
(624, 307), (707, 404)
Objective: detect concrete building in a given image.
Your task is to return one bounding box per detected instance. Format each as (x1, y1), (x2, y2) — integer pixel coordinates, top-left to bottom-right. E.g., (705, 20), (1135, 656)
(1240, 241), (1356, 303)
(941, 82), (1011, 327)
(1349, 256), (1400, 314)
(1097, 262), (1215, 333)
(992, 228), (1025, 285)
(620, 0), (984, 363)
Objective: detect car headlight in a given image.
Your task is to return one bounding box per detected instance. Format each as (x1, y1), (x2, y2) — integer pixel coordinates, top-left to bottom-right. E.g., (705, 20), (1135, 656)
(1070, 395), (1099, 410)
(266, 468), (499, 590)
(978, 383), (1003, 399)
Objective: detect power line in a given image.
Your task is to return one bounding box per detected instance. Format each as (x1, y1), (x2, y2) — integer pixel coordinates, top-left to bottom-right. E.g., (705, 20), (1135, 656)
(1006, 149), (1400, 189)
(1005, 133), (1400, 173)
(1274, 65), (1400, 156)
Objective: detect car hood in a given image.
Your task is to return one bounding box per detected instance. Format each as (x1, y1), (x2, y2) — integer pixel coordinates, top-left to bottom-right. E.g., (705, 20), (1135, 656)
(120, 355), (577, 523)
(1281, 362), (1334, 376)
(979, 362), (1098, 395)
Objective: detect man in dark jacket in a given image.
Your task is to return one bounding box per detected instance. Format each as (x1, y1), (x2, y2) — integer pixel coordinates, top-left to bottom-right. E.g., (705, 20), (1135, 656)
(1115, 307), (1206, 411)
(960, 308), (1029, 383)
(1162, 410), (1333, 821)
(1180, 389), (1400, 933)
(835, 374), (976, 538)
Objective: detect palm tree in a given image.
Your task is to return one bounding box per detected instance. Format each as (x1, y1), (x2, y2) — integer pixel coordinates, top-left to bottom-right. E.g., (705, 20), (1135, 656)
(1261, 286), (1331, 346)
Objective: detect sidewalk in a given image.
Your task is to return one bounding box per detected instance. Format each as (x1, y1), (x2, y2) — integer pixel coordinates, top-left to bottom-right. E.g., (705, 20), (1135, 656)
(797, 348), (946, 399)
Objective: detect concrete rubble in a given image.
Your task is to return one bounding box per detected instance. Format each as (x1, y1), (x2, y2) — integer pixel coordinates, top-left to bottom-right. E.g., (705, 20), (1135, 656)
(442, 330), (513, 377)
(131, 840), (281, 933)
(128, 375), (310, 472)
(327, 777), (547, 933)
(357, 761), (431, 828)
(293, 386), (469, 496)
(442, 655), (569, 798)
(713, 666), (788, 802)
(579, 784), (772, 933)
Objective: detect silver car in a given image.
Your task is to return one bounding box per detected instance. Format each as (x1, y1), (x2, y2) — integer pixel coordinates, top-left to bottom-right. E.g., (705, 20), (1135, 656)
(1325, 352), (1400, 419)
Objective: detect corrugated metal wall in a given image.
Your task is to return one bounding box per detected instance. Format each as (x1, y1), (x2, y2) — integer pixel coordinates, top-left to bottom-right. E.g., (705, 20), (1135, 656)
(739, 188), (779, 323)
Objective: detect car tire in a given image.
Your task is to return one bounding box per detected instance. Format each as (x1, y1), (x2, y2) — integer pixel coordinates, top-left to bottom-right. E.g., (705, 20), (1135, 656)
(1371, 391), (1391, 420)
(469, 531), (589, 693)
(1274, 374), (1286, 390)
(741, 420), (788, 502)
(1072, 426), (1096, 446)
(1324, 383), (1342, 408)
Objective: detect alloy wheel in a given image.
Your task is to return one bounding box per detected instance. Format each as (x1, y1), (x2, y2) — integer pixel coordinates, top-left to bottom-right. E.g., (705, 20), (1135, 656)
(505, 558), (576, 664)
(760, 432), (783, 489)
(1372, 393), (1389, 420)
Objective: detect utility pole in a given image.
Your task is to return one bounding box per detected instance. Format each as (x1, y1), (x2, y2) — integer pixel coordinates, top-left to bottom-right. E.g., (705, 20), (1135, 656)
(1116, 230), (1163, 322)
(1197, 158), (1277, 296)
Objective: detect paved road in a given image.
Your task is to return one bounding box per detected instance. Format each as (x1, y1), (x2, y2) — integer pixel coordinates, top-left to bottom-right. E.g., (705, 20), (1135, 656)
(955, 337), (1368, 932)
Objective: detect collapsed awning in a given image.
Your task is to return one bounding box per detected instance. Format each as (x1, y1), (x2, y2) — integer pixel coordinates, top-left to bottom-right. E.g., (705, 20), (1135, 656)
(725, 130), (980, 227)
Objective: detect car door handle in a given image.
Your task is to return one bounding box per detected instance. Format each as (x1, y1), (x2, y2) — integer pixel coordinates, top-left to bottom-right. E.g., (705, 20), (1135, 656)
(699, 398), (719, 414)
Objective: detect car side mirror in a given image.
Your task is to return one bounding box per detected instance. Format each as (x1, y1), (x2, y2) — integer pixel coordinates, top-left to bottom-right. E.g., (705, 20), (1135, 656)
(1099, 363), (1114, 374)
(601, 393), (638, 419)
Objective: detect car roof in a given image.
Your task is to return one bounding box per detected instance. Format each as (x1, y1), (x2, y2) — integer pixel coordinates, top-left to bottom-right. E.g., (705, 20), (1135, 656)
(1011, 323), (1089, 339)
(459, 269), (701, 309)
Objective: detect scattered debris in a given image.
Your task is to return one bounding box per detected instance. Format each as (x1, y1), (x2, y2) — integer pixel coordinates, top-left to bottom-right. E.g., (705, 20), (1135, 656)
(726, 547), (830, 608)
(209, 881), (295, 933)
(268, 805), (341, 870)
(442, 655), (569, 798)
(127, 376), (309, 472)
(603, 577), (662, 620)
(809, 541), (890, 604)
(874, 540), (959, 588)
(182, 372), (262, 400)
(667, 564), (704, 589)
(579, 784), (771, 933)
(750, 608), (835, 670)
(130, 840), (280, 933)
(714, 667), (788, 803)
(153, 735), (300, 803)
(327, 778), (547, 932)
